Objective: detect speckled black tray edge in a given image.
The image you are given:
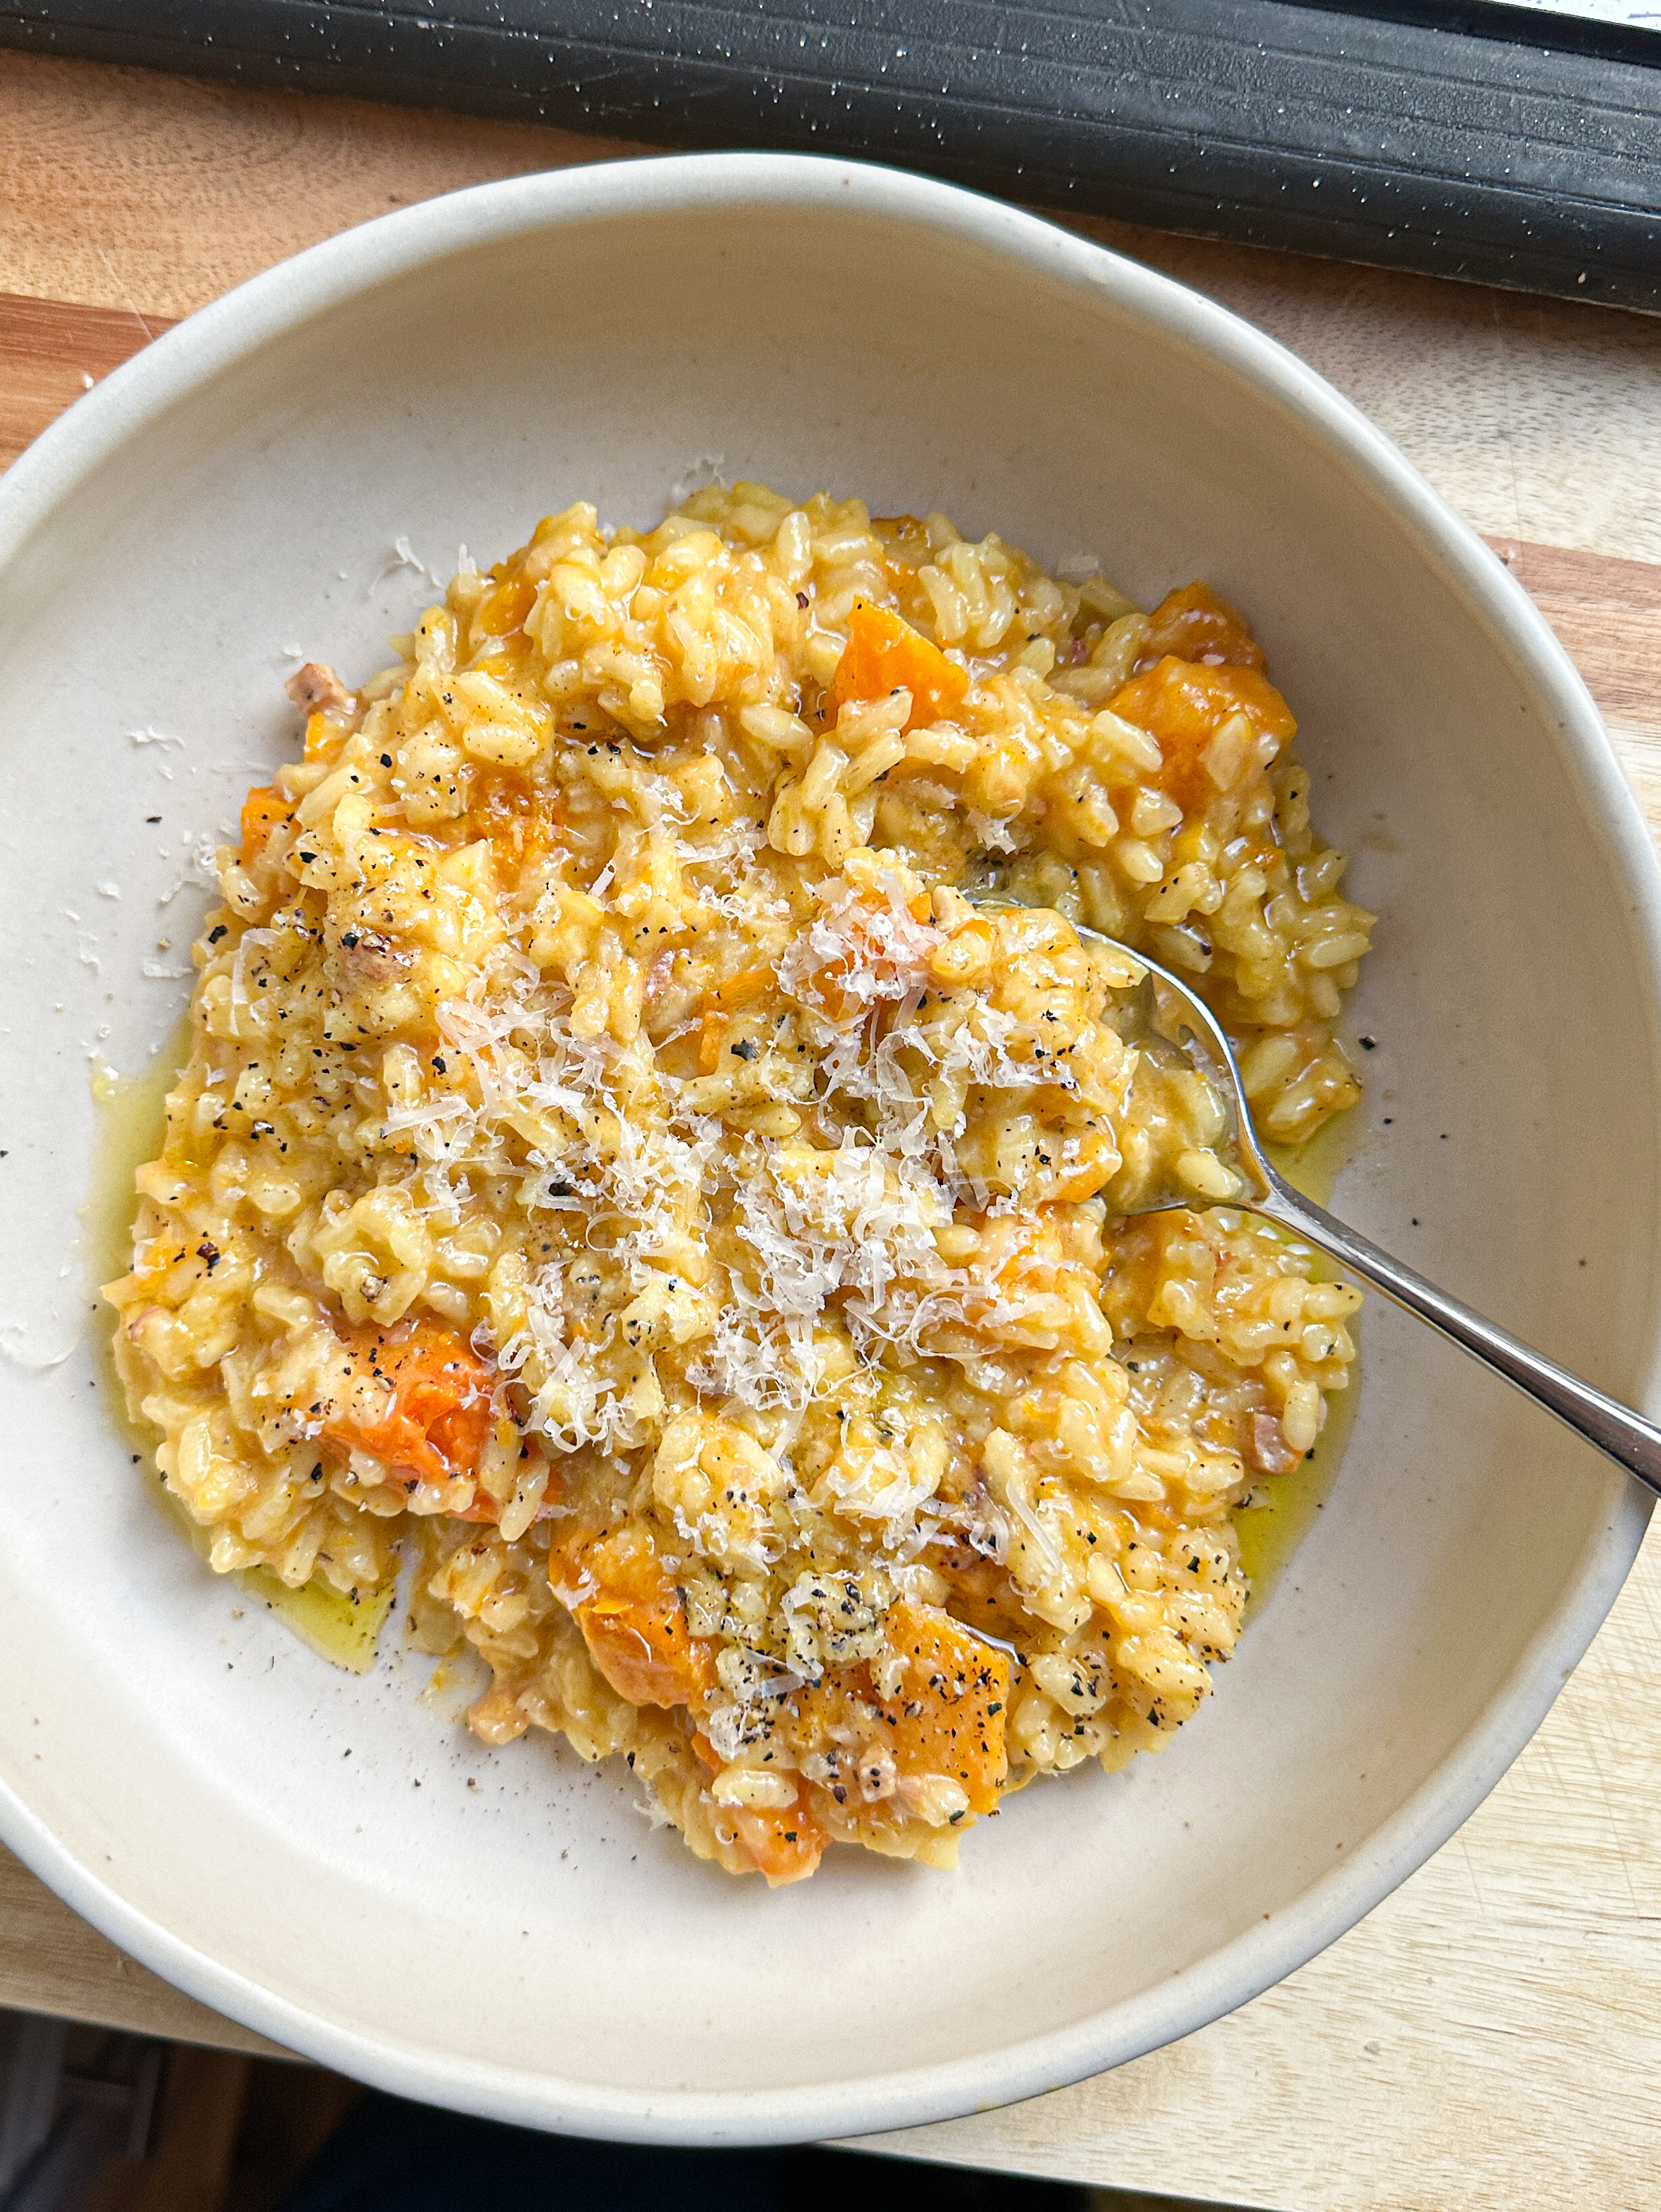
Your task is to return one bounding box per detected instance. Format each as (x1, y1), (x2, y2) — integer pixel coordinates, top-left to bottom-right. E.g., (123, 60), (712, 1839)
(4, 0), (1660, 312)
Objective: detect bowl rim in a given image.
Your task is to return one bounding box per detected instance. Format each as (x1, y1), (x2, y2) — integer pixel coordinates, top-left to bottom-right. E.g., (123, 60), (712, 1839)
(0, 147), (1655, 2145)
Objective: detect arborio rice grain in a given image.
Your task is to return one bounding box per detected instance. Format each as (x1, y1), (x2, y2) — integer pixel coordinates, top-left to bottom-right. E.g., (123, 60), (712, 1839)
(106, 485), (1368, 1882)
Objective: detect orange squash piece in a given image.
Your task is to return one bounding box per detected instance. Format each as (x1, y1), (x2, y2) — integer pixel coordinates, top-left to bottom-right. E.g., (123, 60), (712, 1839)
(239, 784), (292, 864)
(470, 773), (565, 872)
(478, 574), (536, 637)
(302, 710), (343, 766)
(1108, 656), (1296, 806)
(705, 964), (774, 1011)
(324, 1318), (493, 1487)
(825, 600), (968, 733)
(683, 1731), (826, 1882)
(565, 1534), (719, 1710)
(877, 1599), (1010, 1816)
(794, 1602), (1009, 1817)
(1136, 581), (1265, 672)
(730, 1801), (826, 1886)
(577, 1583), (719, 1709)
(695, 1013), (728, 1077)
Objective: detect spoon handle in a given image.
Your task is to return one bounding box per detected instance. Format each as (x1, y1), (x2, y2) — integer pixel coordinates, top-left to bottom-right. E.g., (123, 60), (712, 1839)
(1252, 1173), (1661, 1502)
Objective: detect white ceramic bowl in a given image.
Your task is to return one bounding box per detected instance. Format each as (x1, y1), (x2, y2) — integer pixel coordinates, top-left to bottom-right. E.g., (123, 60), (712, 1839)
(0, 154), (1656, 2145)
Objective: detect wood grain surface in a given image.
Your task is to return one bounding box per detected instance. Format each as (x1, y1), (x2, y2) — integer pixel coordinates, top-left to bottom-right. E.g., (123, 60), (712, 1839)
(0, 1845), (281, 2057)
(2, 46), (1660, 2212)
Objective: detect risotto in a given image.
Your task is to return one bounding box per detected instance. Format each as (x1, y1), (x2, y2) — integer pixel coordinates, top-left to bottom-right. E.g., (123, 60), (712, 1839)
(106, 485), (1370, 1883)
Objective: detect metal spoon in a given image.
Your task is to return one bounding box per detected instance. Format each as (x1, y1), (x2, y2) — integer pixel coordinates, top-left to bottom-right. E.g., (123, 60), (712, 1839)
(981, 906), (1661, 1501)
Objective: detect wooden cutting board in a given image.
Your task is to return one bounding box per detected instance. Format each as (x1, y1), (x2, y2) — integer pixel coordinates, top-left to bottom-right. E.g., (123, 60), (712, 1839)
(1, 48), (1659, 2212)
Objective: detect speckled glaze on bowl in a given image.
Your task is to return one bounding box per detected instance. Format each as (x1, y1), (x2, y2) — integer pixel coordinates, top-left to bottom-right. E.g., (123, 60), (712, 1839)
(0, 153), (1656, 2144)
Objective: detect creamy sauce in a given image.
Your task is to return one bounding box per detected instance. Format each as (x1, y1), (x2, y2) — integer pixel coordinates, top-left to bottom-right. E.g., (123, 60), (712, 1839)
(1263, 1097), (1362, 1214)
(1232, 1316), (1362, 1604)
(86, 1016), (195, 1470)
(88, 1020), (392, 1674)
(242, 1567), (396, 1675)
(85, 1016), (195, 1318)
(1234, 1104), (1365, 1605)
